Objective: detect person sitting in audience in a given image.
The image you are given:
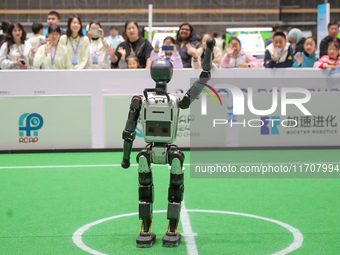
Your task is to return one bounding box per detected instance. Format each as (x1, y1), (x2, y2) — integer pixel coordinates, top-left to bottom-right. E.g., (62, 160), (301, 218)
(175, 23), (201, 68)
(319, 21), (340, 58)
(107, 26), (124, 50)
(150, 36), (183, 69)
(33, 25), (71, 69)
(264, 32), (294, 68)
(0, 23), (38, 69)
(288, 28), (305, 54)
(189, 33), (221, 69)
(59, 15), (90, 69)
(27, 22), (45, 47)
(313, 41), (340, 70)
(87, 20), (112, 69)
(110, 21), (153, 69)
(293, 37), (318, 68)
(221, 37), (262, 68)
(0, 21), (10, 44)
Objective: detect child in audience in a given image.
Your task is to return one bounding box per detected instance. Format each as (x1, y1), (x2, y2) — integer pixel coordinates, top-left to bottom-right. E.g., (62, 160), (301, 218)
(313, 41), (340, 70)
(264, 32), (294, 68)
(293, 37), (318, 68)
(221, 37), (262, 68)
(150, 36), (183, 69)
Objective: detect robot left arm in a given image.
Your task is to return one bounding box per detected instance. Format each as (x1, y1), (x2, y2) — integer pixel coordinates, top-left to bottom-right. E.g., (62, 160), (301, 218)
(179, 37), (216, 109)
(121, 96), (142, 169)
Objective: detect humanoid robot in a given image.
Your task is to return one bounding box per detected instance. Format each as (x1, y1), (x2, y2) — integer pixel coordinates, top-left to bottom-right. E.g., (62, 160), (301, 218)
(121, 38), (216, 248)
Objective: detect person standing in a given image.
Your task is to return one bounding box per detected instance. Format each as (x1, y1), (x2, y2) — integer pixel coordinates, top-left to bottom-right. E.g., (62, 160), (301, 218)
(175, 23), (201, 68)
(264, 25), (282, 47)
(106, 26), (124, 50)
(47, 11), (66, 36)
(27, 22), (45, 47)
(87, 21), (112, 69)
(59, 15), (90, 69)
(33, 25), (71, 69)
(0, 23), (38, 69)
(319, 21), (340, 58)
(110, 21), (153, 69)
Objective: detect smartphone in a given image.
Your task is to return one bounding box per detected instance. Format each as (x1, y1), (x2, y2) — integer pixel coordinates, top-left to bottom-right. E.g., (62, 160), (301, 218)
(162, 45), (174, 51)
(91, 29), (101, 36)
(20, 60), (26, 65)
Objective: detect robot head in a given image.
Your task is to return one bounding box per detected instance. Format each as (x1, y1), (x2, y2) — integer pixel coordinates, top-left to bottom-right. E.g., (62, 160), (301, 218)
(150, 59), (173, 90)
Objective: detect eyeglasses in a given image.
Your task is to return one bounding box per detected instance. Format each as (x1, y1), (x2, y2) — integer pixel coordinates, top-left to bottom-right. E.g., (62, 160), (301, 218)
(180, 28), (191, 32)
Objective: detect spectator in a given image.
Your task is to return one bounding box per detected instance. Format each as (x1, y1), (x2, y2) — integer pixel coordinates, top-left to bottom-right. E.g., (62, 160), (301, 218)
(110, 21), (153, 69)
(190, 33), (221, 69)
(47, 11), (66, 35)
(175, 23), (200, 68)
(27, 22), (45, 47)
(107, 26), (124, 50)
(288, 28), (305, 54)
(293, 37), (318, 68)
(212, 31), (226, 57)
(221, 37), (262, 68)
(265, 25), (282, 47)
(264, 32), (294, 68)
(59, 15), (90, 69)
(33, 25), (71, 69)
(150, 36), (183, 69)
(314, 41), (340, 70)
(0, 23), (38, 69)
(319, 21), (340, 58)
(0, 21), (9, 44)
(87, 20), (112, 69)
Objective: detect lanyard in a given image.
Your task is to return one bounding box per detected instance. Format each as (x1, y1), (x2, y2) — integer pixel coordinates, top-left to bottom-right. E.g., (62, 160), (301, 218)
(17, 44), (24, 58)
(91, 40), (100, 55)
(69, 37), (81, 55)
(50, 42), (58, 66)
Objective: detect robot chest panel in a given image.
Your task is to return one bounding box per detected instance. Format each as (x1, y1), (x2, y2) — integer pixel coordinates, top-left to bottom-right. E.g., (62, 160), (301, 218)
(141, 95), (179, 142)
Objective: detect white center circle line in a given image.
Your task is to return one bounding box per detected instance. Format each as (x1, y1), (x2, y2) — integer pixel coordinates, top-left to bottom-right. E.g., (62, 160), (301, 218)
(72, 209), (303, 255)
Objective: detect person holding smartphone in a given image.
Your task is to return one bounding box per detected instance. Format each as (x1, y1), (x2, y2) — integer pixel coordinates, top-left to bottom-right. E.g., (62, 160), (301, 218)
(150, 36), (183, 69)
(87, 20), (112, 69)
(0, 23), (38, 69)
(33, 25), (72, 69)
(59, 15), (90, 69)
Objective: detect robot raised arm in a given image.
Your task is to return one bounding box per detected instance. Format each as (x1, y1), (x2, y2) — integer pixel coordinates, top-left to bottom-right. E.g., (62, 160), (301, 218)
(121, 96), (142, 168)
(179, 37), (216, 109)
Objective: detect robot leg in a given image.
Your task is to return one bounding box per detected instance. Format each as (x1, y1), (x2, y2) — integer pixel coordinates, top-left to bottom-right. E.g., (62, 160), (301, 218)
(136, 149), (156, 248)
(162, 149), (185, 247)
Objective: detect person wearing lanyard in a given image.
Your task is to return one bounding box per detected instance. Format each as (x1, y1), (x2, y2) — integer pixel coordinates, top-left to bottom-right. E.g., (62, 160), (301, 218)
(59, 15), (89, 69)
(0, 23), (38, 69)
(33, 25), (72, 69)
(87, 21), (112, 69)
(110, 21), (153, 69)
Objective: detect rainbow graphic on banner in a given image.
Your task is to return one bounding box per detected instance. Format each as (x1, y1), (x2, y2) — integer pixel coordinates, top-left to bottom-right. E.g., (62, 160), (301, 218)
(197, 81), (223, 106)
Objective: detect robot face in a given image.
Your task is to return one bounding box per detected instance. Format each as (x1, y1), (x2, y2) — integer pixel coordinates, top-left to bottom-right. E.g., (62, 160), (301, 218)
(150, 59), (173, 83)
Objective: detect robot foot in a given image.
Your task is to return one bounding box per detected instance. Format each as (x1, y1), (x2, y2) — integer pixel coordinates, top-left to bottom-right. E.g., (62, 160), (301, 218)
(136, 232), (156, 248)
(162, 232), (182, 247)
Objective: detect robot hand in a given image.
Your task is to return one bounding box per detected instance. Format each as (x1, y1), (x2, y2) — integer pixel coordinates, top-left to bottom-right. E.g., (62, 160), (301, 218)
(121, 158), (130, 169)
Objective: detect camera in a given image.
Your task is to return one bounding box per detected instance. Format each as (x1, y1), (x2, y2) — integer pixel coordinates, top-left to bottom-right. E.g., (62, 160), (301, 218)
(162, 45), (174, 51)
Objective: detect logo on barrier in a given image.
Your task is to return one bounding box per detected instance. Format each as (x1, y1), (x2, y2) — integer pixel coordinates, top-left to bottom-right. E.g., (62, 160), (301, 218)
(19, 113), (44, 143)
